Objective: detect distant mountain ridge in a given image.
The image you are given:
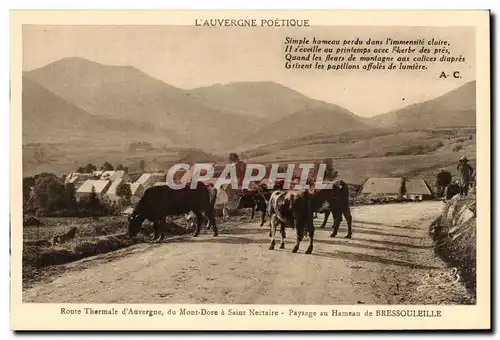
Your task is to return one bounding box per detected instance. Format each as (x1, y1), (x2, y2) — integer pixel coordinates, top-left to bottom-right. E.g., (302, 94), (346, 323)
(23, 57), (267, 150)
(368, 81), (476, 129)
(22, 57), (476, 153)
(243, 106), (370, 145)
(22, 76), (182, 145)
(189, 81), (338, 122)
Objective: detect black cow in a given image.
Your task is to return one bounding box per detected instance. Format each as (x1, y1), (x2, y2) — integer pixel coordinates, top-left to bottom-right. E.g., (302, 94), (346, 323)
(236, 184), (271, 227)
(310, 180), (352, 238)
(267, 189), (314, 254)
(128, 182), (217, 241)
(184, 184), (218, 231)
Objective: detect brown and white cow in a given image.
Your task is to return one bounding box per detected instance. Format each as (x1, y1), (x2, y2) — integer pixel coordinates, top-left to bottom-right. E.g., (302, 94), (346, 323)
(267, 188), (315, 254)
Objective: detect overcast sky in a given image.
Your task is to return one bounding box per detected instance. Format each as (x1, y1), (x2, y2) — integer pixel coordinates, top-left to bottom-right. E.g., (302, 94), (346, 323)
(23, 25), (475, 117)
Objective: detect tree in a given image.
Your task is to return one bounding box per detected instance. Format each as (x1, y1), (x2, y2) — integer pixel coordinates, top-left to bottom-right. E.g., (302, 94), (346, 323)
(116, 181), (132, 200)
(76, 166), (86, 173)
(84, 163), (97, 173)
(102, 161), (114, 171)
(23, 176), (36, 205)
(115, 164), (124, 171)
(33, 175), (68, 211)
(65, 183), (77, 208)
(139, 160), (146, 172)
(87, 185), (99, 209)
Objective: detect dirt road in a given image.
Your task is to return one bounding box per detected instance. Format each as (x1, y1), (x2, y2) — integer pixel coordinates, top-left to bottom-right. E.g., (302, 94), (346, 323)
(23, 201), (473, 304)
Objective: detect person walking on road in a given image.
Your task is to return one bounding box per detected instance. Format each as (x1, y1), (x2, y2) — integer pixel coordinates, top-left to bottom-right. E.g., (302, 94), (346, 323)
(457, 156), (474, 197)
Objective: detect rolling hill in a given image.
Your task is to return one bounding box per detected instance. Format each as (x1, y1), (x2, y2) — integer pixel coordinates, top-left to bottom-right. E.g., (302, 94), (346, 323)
(22, 76), (182, 145)
(242, 105), (371, 146)
(188, 81), (338, 121)
(368, 81), (476, 129)
(23, 57), (268, 150)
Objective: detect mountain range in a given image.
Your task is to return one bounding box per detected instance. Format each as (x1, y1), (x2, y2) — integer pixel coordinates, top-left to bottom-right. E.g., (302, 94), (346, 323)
(369, 81), (476, 129)
(22, 57), (476, 152)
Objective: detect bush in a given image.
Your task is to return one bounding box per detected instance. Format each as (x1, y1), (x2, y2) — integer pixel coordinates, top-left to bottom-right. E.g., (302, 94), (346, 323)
(453, 144), (463, 152)
(385, 140), (444, 156)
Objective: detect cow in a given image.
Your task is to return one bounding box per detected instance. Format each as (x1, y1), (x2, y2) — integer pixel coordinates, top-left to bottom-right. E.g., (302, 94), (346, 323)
(267, 189), (315, 254)
(184, 184), (218, 231)
(235, 183), (271, 227)
(310, 180), (353, 238)
(127, 181), (217, 241)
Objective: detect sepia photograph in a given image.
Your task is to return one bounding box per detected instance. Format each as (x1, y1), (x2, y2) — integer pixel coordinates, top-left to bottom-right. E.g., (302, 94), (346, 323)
(10, 9), (491, 331)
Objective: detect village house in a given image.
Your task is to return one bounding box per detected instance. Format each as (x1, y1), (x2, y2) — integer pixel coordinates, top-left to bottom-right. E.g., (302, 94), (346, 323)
(75, 179), (112, 203)
(128, 182), (145, 204)
(359, 177), (405, 199)
(110, 170), (129, 182)
(403, 178), (434, 201)
(102, 178), (124, 206)
(100, 171), (115, 181)
(99, 170), (129, 182)
(135, 172), (166, 189)
(64, 172), (94, 190)
(92, 170), (104, 178)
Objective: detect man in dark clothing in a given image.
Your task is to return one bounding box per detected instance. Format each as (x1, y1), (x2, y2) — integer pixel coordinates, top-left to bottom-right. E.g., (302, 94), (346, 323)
(435, 168), (452, 199)
(457, 156), (474, 197)
(446, 180), (461, 199)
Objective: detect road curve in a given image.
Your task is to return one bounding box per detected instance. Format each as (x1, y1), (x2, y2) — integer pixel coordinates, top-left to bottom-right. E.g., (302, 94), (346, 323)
(23, 201), (471, 304)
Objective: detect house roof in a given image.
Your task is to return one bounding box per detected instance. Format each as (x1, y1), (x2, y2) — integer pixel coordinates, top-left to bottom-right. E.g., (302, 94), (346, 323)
(136, 173), (165, 184)
(106, 178), (123, 196)
(65, 172), (93, 184)
(405, 178), (434, 196)
(109, 170), (127, 181)
(101, 171), (115, 180)
(360, 177), (404, 195)
(76, 180), (111, 194)
(153, 181), (167, 187)
(128, 182), (144, 195)
(136, 173), (152, 185)
(93, 170), (104, 177)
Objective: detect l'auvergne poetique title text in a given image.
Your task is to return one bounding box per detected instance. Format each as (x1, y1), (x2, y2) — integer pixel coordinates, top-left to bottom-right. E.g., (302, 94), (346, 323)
(194, 18), (310, 27)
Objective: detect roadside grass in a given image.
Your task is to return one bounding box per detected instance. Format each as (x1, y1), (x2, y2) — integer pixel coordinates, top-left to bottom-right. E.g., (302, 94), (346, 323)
(22, 215), (193, 288)
(431, 193), (477, 302)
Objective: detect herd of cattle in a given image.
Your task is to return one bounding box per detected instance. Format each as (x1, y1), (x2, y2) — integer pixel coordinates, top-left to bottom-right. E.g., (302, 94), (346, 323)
(127, 178), (353, 255)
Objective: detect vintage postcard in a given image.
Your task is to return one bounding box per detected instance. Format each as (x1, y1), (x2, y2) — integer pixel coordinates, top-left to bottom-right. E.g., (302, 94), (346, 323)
(10, 10), (490, 331)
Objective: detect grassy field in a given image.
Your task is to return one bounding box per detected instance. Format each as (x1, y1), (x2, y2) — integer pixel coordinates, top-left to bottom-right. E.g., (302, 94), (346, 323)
(23, 127), (475, 180)
(245, 128), (476, 186)
(22, 142), (224, 177)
